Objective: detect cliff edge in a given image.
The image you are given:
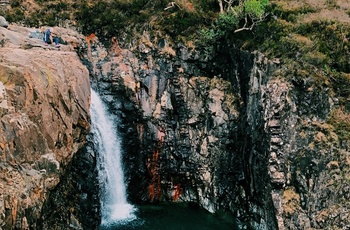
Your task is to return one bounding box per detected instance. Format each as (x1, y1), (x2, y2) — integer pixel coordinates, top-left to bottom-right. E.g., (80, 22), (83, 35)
(0, 24), (90, 229)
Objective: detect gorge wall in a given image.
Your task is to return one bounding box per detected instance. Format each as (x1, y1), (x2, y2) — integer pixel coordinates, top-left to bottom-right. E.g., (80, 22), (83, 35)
(85, 34), (278, 229)
(0, 22), (349, 230)
(83, 31), (349, 229)
(0, 25), (91, 229)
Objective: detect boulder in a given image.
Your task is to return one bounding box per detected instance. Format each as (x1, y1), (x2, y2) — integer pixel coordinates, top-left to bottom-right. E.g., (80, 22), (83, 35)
(0, 16), (8, 28)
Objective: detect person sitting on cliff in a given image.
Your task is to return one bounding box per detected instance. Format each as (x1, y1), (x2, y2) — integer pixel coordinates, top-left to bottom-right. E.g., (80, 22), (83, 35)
(44, 27), (60, 47)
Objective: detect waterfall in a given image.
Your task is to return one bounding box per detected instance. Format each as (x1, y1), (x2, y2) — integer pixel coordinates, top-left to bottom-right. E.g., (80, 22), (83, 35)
(90, 89), (136, 226)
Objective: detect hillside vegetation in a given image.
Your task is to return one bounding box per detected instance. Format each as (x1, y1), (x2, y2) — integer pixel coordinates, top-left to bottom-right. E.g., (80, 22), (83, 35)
(259, 0), (350, 141)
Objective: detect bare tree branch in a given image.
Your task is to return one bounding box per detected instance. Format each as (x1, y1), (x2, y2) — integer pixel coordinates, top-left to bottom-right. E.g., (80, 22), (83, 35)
(164, 2), (182, 11)
(233, 13), (268, 33)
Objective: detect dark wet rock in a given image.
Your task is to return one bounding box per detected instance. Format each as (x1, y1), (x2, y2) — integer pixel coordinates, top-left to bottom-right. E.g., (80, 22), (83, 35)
(78, 30), (350, 229)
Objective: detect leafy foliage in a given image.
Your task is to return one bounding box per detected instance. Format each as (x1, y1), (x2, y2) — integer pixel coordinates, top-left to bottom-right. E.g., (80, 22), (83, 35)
(199, 0), (269, 46)
(245, 0), (269, 18)
(217, 12), (240, 31)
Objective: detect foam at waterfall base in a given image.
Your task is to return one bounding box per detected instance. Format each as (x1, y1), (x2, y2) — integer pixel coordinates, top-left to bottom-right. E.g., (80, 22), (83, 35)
(110, 203), (136, 221)
(102, 203), (137, 226)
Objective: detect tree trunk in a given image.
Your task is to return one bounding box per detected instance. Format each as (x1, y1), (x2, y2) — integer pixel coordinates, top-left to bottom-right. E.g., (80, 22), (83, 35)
(218, 0), (224, 14)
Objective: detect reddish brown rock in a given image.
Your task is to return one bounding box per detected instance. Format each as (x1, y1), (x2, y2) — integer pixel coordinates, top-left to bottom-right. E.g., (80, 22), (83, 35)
(0, 25), (90, 228)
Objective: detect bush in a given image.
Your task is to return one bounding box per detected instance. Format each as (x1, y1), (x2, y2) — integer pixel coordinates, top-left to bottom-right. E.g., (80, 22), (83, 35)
(10, 0), (22, 8)
(6, 8), (25, 23)
(296, 21), (350, 73)
(245, 0), (269, 19)
(329, 108), (350, 141)
(217, 12), (240, 32)
(197, 0), (270, 47)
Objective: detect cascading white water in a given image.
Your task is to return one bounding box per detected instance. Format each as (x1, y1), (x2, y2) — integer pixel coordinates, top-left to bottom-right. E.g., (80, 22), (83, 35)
(90, 89), (136, 226)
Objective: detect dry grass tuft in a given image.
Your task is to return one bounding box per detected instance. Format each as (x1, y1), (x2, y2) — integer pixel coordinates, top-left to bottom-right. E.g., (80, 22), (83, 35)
(161, 45), (176, 57)
(272, 0), (350, 24)
(283, 188), (300, 216)
(329, 107), (350, 139)
(174, 0), (195, 12)
(330, 108), (350, 126)
(301, 9), (350, 24)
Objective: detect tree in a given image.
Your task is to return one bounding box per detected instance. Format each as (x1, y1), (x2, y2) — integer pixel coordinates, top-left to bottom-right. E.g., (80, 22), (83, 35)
(217, 0), (269, 33)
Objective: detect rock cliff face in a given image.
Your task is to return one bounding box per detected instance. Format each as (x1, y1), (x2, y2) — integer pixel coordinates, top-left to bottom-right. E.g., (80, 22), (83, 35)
(0, 25), (90, 229)
(84, 34), (278, 228)
(83, 31), (349, 229)
(1, 22), (348, 229)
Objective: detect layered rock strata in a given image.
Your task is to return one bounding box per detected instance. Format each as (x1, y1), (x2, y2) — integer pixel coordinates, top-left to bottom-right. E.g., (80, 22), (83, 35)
(83, 32), (349, 229)
(83, 34), (277, 228)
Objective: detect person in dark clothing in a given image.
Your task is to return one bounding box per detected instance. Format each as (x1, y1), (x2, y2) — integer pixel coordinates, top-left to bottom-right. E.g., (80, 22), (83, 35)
(44, 27), (60, 47)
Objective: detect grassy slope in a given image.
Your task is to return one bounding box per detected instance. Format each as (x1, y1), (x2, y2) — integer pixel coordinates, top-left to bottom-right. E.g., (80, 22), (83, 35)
(262, 0), (350, 139)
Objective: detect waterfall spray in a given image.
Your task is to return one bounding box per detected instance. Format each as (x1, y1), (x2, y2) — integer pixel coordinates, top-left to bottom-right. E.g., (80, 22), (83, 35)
(90, 89), (136, 226)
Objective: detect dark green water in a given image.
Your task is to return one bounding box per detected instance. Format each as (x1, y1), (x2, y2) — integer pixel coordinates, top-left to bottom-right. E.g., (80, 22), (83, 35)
(100, 203), (237, 230)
